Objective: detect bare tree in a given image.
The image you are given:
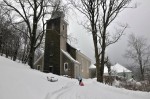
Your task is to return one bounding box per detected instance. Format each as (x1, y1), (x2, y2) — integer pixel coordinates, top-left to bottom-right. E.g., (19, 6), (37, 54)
(2, 0), (66, 68)
(69, 0), (102, 81)
(105, 57), (112, 76)
(124, 34), (150, 80)
(0, 5), (21, 60)
(69, 0), (131, 82)
(98, 0), (130, 82)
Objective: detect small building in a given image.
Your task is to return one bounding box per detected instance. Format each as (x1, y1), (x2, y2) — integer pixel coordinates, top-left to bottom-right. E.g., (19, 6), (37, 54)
(88, 63), (133, 80)
(104, 63), (133, 79)
(89, 64), (96, 78)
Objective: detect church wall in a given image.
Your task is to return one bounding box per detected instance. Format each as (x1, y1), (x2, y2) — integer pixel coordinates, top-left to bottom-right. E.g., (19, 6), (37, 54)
(61, 52), (75, 78)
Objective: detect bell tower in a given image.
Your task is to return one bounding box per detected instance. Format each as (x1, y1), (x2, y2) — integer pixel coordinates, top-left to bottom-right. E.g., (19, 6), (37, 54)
(44, 11), (68, 74)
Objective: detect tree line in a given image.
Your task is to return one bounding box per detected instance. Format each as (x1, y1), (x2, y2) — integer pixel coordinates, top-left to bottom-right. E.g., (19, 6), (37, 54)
(0, 0), (67, 66)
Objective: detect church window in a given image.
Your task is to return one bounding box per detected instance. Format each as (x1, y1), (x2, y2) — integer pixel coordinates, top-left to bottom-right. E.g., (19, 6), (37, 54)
(64, 62), (68, 71)
(49, 66), (53, 73)
(50, 41), (54, 56)
(37, 65), (41, 70)
(63, 24), (65, 30)
(81, 58), (84, 72)
(51, 23), (55, 30)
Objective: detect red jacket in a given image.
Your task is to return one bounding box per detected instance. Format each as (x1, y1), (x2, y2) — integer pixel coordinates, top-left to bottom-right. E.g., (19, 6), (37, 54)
(80, 82), (84, 86)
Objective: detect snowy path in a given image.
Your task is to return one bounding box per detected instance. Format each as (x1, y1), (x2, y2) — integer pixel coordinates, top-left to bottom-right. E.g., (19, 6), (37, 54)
(45, 82), (78, 99)
(44, 80), (150, 99)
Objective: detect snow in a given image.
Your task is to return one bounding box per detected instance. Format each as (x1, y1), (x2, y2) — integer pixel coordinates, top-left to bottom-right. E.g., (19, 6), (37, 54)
(104, 66), (109, 73)
(104, 63), (131, 74)
(0, 56), (150, 99)
(89, 64), (96, 69)
(112, 63), (131, 73)
(34, 54), (44, 65)
(89, 63), (131, 74)
(61, 49), (80, 64)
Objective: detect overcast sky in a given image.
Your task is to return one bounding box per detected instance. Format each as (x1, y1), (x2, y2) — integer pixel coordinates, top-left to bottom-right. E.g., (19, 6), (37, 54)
(68, 0), (150, 66)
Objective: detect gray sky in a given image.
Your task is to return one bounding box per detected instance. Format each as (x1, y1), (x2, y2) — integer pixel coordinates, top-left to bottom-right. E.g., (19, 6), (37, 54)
(68, 0), (150, 66)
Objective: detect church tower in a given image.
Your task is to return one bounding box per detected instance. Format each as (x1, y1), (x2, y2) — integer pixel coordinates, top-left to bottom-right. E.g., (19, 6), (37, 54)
(44, 11), (68, 74)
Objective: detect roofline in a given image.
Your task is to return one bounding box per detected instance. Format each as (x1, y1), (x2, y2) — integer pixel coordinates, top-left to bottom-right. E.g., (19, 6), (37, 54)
(34, 54), (44, 65)
(61, 49), (80, 64)
(76, 50), (91, 61)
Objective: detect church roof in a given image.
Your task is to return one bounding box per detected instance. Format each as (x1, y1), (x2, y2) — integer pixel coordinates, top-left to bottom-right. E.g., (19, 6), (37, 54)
(51, 11), (65, 19)
(61, 49), (80, 64)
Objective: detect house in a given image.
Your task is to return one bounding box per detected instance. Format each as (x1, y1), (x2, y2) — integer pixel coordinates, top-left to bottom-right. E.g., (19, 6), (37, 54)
(88, 63), (133, 80)
(89, 64), (96, 78)
(104, 63), (133, 79)
(34, 11), (91, 79)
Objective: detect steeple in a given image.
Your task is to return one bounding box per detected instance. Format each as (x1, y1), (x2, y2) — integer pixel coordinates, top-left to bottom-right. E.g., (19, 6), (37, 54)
(51, 11), (65, 19)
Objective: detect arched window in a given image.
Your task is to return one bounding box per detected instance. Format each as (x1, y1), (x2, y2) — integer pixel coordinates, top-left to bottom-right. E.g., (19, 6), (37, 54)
(64, 62), (68, 71)
(63, 24), (65, 30)
(37, 65), (41, 70)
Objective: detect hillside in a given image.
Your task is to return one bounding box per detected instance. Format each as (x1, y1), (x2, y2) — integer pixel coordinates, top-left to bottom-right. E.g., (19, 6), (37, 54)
(0, 56), (150, 99)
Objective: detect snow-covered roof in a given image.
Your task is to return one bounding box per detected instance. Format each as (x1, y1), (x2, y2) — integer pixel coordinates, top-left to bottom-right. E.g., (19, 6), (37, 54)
(104, 66), (108, 73)
(34, 54), (44, 65)
(104, 63), (131, 74)
(112, 63), (131, 73)
(61, 49), (80, 64)
(89, 64), (96, 69)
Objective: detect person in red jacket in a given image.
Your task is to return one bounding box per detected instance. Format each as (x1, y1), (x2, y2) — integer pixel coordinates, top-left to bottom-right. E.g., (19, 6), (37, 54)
(79, 78), (84, 86)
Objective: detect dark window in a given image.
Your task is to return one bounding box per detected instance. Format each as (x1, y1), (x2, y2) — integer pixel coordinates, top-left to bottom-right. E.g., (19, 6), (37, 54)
(37, 65), (41, 70)
(64, 62), (68, 71)
(50, 41), (54, 56)
(51, 23), (55, 30)
(63, 24), (65, 30)
(49, 66), (53, 73)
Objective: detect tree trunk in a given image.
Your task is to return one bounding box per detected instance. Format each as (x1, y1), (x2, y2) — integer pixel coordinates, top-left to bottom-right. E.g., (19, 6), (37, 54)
(139, 55), (144, 80)
(100, 48), (105, 82)
(91, 15), (102, 82)
(140, 65), (144, 80)
(13, 49), (18, 61)
(1, 45), (4, 56)
(92, 29), (101, 82)
(6, 47), (8, 58)
(100, 29), (106, 82)
(28, 16), (37, 68)
(96, 55), (101, 82)
(28, 44), (35, 69)
(28, 34), (36, 69)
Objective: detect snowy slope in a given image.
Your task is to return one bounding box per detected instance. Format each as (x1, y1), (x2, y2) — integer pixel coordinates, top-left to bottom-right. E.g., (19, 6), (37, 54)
(0, 56), (150, 99)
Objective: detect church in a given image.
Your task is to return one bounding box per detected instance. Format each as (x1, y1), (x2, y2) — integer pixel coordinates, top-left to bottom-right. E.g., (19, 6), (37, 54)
(34, 11), (93, 79)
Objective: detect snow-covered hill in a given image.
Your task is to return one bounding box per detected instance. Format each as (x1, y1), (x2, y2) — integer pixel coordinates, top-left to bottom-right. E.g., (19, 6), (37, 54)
(0, 56), (150, 99)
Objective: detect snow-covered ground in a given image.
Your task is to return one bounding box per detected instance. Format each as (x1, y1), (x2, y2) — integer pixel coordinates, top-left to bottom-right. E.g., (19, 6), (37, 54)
(0, 56), (150, 99)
